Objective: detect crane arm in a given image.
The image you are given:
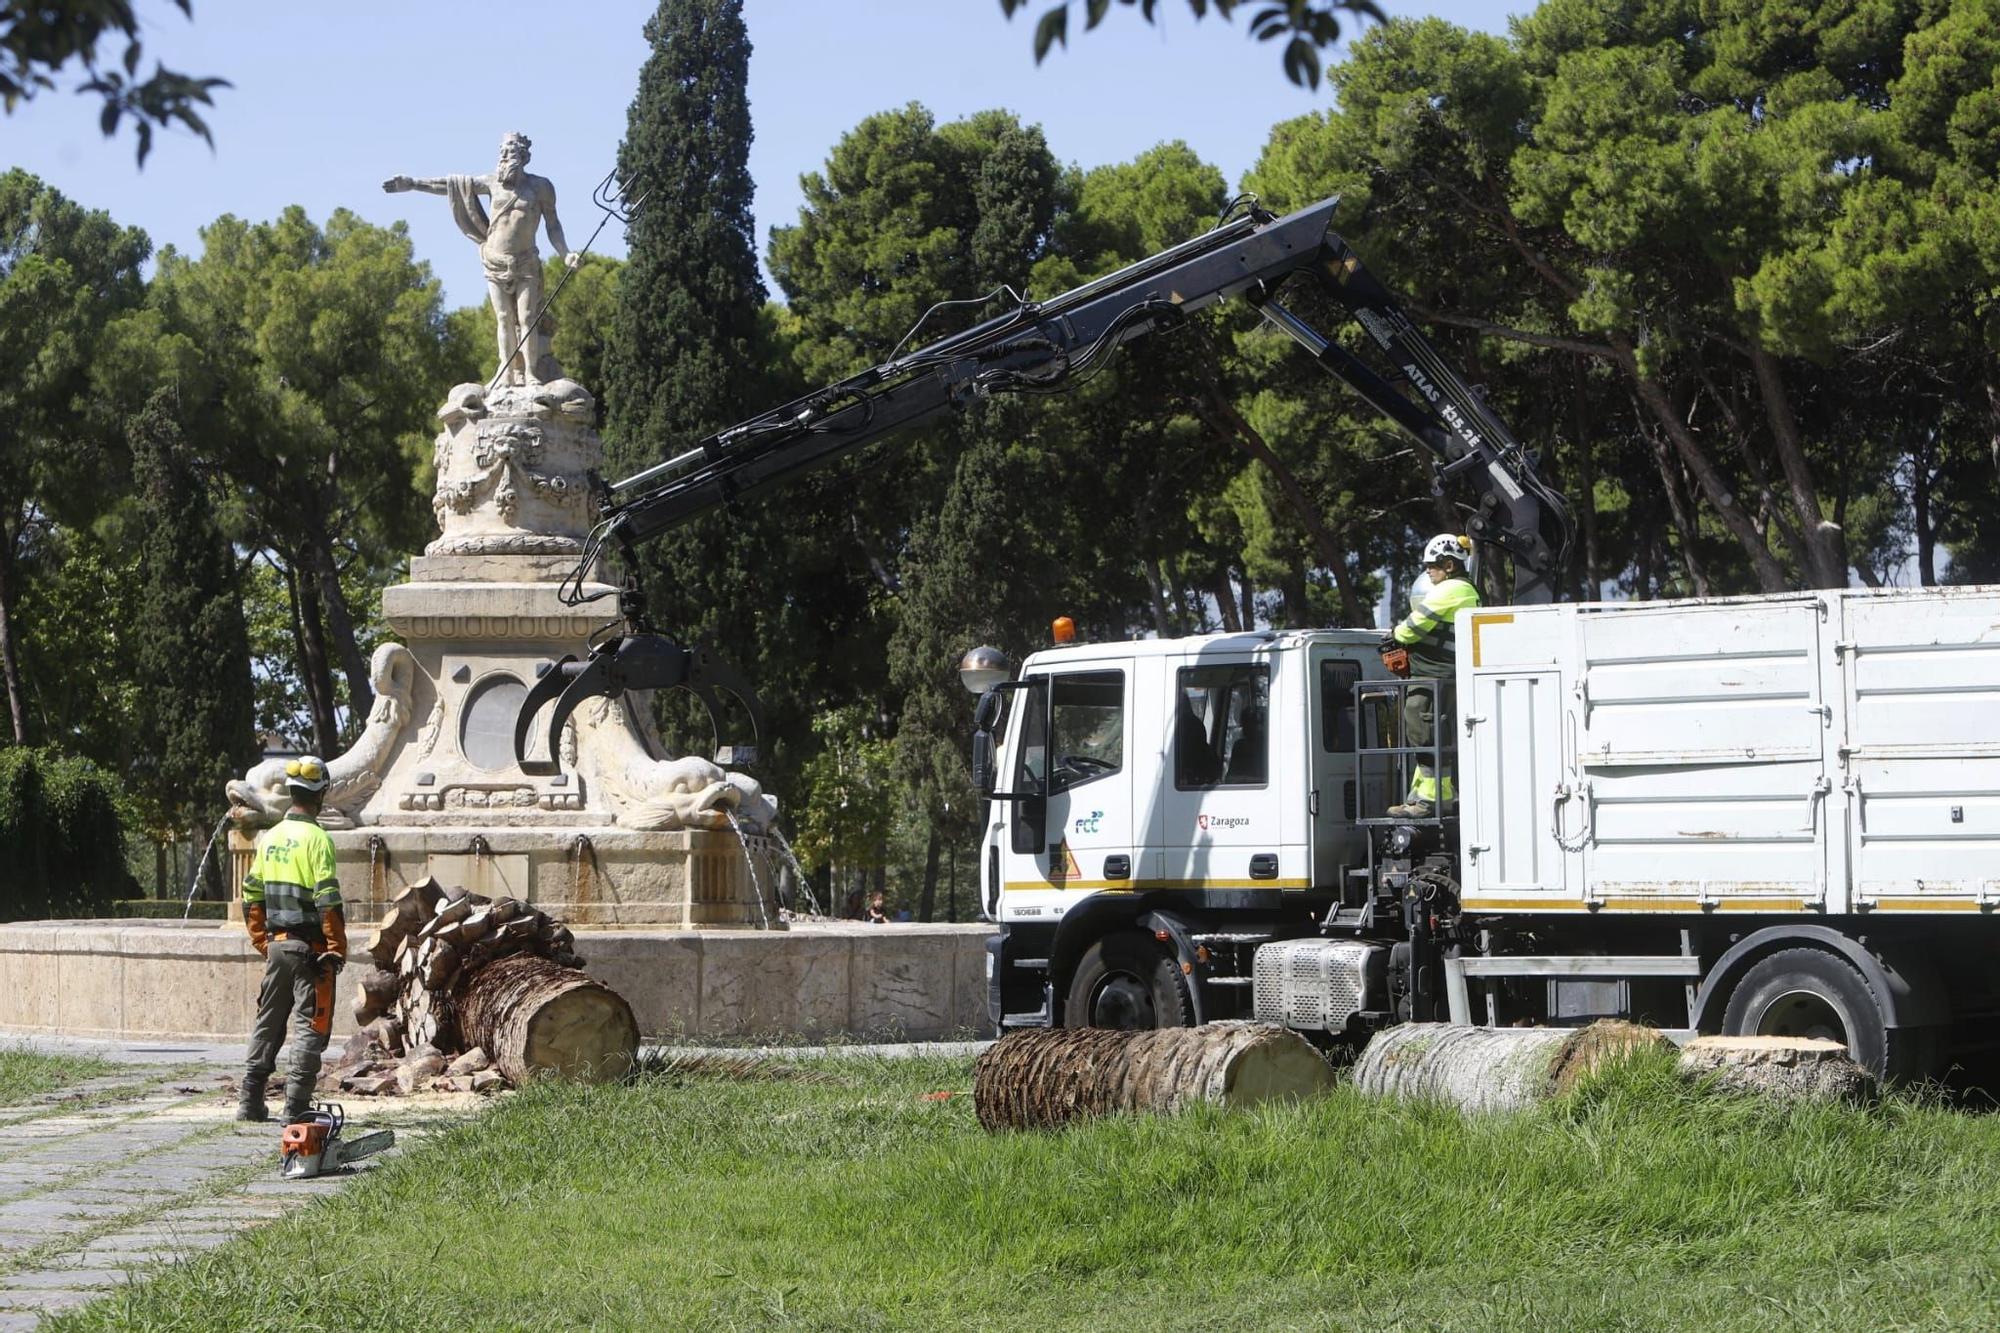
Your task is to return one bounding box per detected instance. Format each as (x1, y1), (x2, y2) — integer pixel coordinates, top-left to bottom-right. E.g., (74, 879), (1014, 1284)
(514, 196), (1574, 772)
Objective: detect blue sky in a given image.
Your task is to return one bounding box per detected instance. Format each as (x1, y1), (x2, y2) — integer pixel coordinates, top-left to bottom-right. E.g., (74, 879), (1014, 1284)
(8, 0), (1512, 310)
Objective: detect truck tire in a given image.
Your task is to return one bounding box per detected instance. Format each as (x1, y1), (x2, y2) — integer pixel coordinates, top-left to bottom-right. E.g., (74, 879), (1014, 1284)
(1720, 947), (1939, 1083)
(1063, 932), (1194, 1031)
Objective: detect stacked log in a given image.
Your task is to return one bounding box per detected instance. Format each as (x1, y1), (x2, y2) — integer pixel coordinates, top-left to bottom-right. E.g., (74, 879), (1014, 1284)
(1352, 1021), (1670, 1112)
(974, 1023), (1337, 1131)
(343, 876), (634, 1091)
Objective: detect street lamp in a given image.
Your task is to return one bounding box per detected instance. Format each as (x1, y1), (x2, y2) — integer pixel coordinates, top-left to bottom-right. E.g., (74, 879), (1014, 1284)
(957, 645), (1011, 694)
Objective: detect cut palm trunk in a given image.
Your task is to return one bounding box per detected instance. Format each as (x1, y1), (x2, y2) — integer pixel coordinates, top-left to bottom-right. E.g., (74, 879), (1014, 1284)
(1353, 1021), (1669, 1113)
(348, 876), (636, 1091)
(974, 1022), (1335, 1131)
(456, 953), (638, 1084)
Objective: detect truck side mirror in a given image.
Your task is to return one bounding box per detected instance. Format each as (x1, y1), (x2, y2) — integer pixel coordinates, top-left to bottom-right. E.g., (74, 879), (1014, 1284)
(974, 688), (1003, 730)
(971, 730), (996, 794)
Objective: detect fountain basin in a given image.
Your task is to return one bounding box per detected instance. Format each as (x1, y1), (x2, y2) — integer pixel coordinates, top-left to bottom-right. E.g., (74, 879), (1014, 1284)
(222, 825), (787, 930)
(0, 919), (997, 1043)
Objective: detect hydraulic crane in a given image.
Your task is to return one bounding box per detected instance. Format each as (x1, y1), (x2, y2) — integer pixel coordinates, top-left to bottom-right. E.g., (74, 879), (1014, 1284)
(513, 195), (1574, 771)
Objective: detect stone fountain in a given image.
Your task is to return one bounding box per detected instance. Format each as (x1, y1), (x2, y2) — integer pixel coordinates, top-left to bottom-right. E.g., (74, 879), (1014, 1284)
(222, 375), (782, 929)
(0, 136), (993, 1045)
(227, 131), (785, 929)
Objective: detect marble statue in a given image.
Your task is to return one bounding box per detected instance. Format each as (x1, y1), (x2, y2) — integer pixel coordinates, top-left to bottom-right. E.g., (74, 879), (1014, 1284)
(221, 136), (781, 927)
(384, 132), (580, 387)
(575, 695), (777, 833)
(227, 643), (418, 829)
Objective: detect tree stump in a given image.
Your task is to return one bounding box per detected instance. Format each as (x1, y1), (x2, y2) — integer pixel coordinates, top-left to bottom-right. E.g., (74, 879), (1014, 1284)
(1353, 1021), (1669, 1113)
(455, 953), (639, 1085)
(973, 1022), (1335, 1131)
(1676, 1036), (1877, 1104)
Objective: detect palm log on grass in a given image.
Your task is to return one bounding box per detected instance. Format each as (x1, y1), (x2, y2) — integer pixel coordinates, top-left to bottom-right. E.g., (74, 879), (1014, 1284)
(975, 1022), (1336, 1131)
(457, 953), (639, 1084)
(349, 876), (633, 1085)
(1353, 1021), (1669, 1113)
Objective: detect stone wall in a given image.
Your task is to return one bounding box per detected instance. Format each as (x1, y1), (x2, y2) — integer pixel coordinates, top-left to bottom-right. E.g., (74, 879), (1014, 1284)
(0, 920), (997, 1043)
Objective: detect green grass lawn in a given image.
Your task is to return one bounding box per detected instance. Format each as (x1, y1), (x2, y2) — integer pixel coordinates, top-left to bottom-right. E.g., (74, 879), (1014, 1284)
(56, 1049), (2000, 1331)
(0, 1049), (124, 1107)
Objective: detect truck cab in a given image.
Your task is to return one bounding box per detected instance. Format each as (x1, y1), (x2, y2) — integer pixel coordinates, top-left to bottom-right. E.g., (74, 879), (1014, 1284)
(980, 629), (1392, 1031)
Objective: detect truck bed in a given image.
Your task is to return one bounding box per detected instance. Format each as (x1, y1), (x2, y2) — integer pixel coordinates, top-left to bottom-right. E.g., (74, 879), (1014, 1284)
(1458, 585), (2000, 916)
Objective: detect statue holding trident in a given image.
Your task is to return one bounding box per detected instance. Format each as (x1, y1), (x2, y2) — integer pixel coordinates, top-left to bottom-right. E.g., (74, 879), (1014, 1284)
(384, 132), (580, 387)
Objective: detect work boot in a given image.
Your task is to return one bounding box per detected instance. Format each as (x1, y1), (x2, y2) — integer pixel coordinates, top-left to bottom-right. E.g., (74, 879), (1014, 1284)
(282, 1077), (316, 1125)
(1386, 798), (1435, 820)
(235, 1079), (269, 1123)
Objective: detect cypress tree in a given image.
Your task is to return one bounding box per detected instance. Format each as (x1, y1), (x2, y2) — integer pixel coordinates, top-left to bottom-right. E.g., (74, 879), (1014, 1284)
(603, 0), (765, 469)
(129, 390), (258, 850)
(601, 0), (817, 787)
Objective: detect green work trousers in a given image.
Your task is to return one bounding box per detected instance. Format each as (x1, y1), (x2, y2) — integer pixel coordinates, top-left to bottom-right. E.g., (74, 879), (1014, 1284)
(245, 938), (333, 1119)
(1402, 675), (1455, 803)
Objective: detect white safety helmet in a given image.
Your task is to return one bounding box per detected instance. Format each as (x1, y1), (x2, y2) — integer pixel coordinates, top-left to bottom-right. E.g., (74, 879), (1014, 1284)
(284, 755), (330, 793)
(1422, 533), (1473, 570)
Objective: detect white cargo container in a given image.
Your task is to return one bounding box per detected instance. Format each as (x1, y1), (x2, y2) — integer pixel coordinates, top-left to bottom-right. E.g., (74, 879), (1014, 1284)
(979, 585), (2000, 1081)
(1461, 587), (2000, 914)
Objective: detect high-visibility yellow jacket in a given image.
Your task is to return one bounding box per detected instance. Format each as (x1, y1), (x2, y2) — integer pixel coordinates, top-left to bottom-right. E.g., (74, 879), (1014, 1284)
(1392, 576), (1481, 677)
(242, 814), (342, 936)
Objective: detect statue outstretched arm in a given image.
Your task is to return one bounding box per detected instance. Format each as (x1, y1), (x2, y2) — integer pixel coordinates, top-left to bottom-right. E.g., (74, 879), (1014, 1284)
(382, 175), (459, 196)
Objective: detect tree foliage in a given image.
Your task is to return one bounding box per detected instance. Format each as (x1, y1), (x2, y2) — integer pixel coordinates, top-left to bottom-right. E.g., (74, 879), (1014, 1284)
(147, 207), (446, 753)
(603, 0), (766, 467)
(127, 389), (257, 838)
(999, 0), (1383, 90)
(599, 0), (812, 800)
(0, 1), (227, 164)
(1249, 1), (2000, 594)
(0, 169), (149, 747)
(0, 747), (135, 919)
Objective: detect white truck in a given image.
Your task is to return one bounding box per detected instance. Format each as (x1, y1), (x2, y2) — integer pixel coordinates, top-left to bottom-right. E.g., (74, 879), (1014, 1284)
(973, 584), (2000, 1080)
(511, 195), (1989, 1081)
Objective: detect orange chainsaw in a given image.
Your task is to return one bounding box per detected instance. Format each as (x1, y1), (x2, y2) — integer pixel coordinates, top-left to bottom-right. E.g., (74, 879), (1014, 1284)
(279, 1103), (394, 1180)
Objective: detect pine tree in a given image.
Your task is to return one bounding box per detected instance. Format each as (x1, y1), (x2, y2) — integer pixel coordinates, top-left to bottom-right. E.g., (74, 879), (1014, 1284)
(603, 0), (765, 468)
(129, 390), (258, 846)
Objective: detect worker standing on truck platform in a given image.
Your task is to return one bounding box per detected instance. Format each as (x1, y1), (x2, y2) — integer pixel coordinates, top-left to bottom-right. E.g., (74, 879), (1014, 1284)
(1384, 535), (1480, 818)
(236, 757), (347, 1124)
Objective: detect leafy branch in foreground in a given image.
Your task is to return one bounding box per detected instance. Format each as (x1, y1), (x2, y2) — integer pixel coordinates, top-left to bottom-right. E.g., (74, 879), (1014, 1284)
(0, 0), (228, 164)
(999, 0), (1384, 90)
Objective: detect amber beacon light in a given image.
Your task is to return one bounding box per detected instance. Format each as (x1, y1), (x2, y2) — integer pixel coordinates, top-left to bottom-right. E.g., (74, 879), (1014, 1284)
(1051, 616), (1076, 644)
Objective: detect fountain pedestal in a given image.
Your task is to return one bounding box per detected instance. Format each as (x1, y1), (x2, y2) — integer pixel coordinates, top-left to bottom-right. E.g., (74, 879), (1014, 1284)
(225, 381), (781, 928)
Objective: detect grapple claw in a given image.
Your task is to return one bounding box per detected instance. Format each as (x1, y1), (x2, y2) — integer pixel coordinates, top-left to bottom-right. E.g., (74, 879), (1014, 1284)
(517, 634), (769, 774)
(687, 641), (767, 766)
(515, 654), (582, 775)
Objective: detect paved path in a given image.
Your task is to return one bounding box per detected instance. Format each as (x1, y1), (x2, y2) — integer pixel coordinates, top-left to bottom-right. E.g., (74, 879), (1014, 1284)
(0, 1036), (470, 1329)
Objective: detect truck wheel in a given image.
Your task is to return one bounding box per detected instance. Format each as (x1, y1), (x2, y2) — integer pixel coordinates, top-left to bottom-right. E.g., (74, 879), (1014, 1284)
(1063, 932), (1194, 1030)
(1720, 947), (1938, 1082)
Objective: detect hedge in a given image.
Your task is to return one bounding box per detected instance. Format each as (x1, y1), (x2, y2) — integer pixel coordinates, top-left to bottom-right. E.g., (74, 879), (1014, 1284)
(0, 748), (140, 921)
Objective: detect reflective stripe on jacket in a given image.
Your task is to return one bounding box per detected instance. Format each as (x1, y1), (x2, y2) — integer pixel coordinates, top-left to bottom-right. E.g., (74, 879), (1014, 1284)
(1392, 576), (1481, 674)
(241, 814), (341, 931)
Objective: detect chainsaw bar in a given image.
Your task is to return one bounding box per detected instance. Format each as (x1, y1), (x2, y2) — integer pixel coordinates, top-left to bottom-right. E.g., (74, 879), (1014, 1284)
(330, 1128), (395, 1168)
